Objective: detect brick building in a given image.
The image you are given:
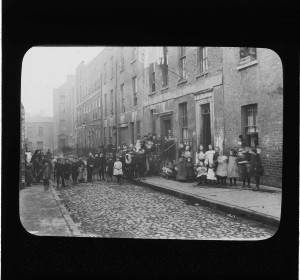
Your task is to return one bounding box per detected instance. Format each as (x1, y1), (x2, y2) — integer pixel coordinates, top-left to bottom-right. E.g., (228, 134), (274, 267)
(72, 47), (282, 187)
(25, 116), (54, 152)
(53, 75), (76, 152)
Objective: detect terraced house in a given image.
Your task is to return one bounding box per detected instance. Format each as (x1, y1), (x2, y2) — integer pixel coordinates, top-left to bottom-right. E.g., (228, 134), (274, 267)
(71, 47), (283, 188)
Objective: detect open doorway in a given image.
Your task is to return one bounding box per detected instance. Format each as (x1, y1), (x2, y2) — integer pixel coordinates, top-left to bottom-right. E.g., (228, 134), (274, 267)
(201, 103), (211, 149)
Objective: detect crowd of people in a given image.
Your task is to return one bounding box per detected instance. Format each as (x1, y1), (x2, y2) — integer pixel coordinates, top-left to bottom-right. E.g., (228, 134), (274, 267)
(23, 134), (264, 191)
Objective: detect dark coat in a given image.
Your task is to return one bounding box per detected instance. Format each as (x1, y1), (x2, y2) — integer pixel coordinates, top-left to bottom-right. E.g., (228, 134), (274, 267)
(106, 160), (114, 176)
(186, 161), (194, 177)
(87, 157), (94, 169)
(55, 162), (65, 174)
(71, 162), (79, 174)
(99, 156), (106, 170)
(94, 157), (101, 169)
(176, 160), (187, 181)
(250, 154), (264, 177)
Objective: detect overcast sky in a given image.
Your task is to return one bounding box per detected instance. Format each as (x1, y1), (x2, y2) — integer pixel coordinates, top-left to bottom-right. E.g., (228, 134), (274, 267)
(21, 47), (104, 117)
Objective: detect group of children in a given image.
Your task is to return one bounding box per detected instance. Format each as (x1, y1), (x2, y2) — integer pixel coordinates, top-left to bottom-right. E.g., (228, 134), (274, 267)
(162, 144), (264, 191)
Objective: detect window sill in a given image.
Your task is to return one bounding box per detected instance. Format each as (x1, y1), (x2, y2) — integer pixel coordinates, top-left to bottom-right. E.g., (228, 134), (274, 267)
(177, 79), (188, 85)
(130, 59), (136, 64)
(196, 71), (208, 78)
(237, 59), (258, 70)
(161, 86), (169, 92)
(120, 67), (125, 73)
(149, 91), (156, 96)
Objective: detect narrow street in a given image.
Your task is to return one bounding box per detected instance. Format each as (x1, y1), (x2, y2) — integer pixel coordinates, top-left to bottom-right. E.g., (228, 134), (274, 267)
(56, 181), (275, 239)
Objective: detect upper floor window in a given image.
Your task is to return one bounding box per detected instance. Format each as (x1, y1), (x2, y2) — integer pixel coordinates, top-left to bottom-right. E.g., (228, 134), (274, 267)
(104, 63), (107, 84)
(60, 120), (66, 133)
(121, 83), (125, 113)
(179, 102), (188, 142)
(132, 76), (138, 107)
(27, 126), (33, 137)
(110, 89), (114, 116)
(149, 63), (156, 93)
(38, 126), (44, 137)
(178, 47), (187, 80)
(110, 56), (114, 79)
(120, 47), (125, 69)
(162, 47), (169, 88)
(59, 103), (65, 113)
(242, 104), (259, 147)
(37, 141), (43, 150)
(239, 47), (257, 63)
(198, 47), (208, 73)
(131, 47), (137, 62)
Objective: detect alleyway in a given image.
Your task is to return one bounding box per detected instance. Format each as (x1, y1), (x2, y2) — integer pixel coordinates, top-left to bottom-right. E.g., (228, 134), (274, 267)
(57, 181), (275, 240)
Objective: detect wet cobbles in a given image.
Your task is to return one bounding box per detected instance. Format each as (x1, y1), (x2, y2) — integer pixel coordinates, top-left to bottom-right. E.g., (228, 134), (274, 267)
(57, 182), (276, 240)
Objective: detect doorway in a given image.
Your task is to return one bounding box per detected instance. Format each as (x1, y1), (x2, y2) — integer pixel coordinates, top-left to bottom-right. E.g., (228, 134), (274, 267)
(161, 115), (172, 137)
(201, 103), (211, 149)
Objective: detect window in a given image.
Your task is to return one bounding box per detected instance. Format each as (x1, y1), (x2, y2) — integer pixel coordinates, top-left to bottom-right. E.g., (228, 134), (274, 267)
(98, 97), (101, 117)
(60, 120), (66, 133)
(240, 47), (257, 62)
(198, 47), (208, 73)
(38, 126), (44, 136)
(120, 47), (125, 69)
(27, 127), (33, 137)
(104, 63), (107, 83)
(121, 83), (125, 113)
(178, 47), (187, 80)
(104, 94), (107, 117)
(37, 141), (43, 150)
(104, 127), (106, 145)
(179, 102), (188, 142)
(110, 89), (114, 116)
(132, 76), (137, 107)
(131, 47), (137, 62)
(136, 120), (140, 137)
(242, 104), (259, 147)
(110, 56), (114, 79)
(149, 63), (156, 93)
(59, 103), (65, 113)
(109, 126), (112, 143)
(150, 109), (156, 133)
(162, 47), (169, 88)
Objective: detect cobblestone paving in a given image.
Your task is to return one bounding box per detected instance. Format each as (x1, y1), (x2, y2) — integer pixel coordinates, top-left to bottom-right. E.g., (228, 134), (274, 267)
(57, 181), (276, 240)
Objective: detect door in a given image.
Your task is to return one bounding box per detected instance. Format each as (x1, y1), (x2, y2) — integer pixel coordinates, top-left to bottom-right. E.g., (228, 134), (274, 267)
(161, 115), (172, 137)
(201, 103), (211, 149)
(119, 127), (128, 145)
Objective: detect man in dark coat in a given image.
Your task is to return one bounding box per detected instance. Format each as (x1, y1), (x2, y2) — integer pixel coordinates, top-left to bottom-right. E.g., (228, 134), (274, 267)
(55, 158), (65, 187)
(99, 153), (106, 181)
(86, 153), (94, 182)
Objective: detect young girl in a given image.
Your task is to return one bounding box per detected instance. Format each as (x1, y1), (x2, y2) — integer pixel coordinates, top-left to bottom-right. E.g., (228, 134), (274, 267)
(196, 161), (207, 186)
(195, 145), (206, 165)
(227, 150), (239, 186)
(113, 156), (123, 183)
(106, 157), (114, 182)
(206, 162), (217, 184)
(186, 157), (194, 182)
(215, 150), (228, 186)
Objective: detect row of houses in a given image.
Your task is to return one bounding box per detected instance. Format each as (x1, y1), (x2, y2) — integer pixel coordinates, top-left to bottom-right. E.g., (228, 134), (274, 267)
(50, 47), (282, 188)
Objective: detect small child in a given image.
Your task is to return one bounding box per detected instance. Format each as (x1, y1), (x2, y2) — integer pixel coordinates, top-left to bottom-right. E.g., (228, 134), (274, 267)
(196, 161), (207, 185)
(113, 156), (123, 183)
(206, 162), (217, 185)
(78, 164), (85, 183)
(186, 157), (194, 182)
(227, 150), (239, 186)
(106, 157), (114, 182)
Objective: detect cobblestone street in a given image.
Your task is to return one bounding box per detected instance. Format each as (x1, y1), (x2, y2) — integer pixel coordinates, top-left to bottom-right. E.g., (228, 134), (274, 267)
(56, 181), (276, 240)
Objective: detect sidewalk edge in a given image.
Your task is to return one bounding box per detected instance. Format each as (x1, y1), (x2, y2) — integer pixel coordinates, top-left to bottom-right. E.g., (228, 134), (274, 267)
(133, 179), (280, 229)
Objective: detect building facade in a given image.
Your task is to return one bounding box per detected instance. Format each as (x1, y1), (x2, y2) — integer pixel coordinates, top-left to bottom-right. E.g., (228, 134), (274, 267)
(25, 116), (54, 152)
(53, 75), (76, 152)
(71, 47), (282, 187)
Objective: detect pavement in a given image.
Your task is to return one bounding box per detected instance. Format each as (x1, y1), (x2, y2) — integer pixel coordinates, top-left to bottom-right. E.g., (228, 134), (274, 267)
(132, 176), (281, 228)
(19, 183), (81, 237)
(57, 181), (275, 240)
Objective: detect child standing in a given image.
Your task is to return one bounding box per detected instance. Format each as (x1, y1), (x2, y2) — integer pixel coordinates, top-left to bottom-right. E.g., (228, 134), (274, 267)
(195, 145), (206, 165)
(78, 164), (85, 183)
(206, 163), (217, 184)
(196, 161), (207, 186)
(215, 151), (228, 186)
(186, 157), (194, 182)
(113, 156), (123, 183)
(106, 157), (114, 182)
(237, 148), (251, 188)
(227, 150), (239, 186)
(250, 148), (264, 191)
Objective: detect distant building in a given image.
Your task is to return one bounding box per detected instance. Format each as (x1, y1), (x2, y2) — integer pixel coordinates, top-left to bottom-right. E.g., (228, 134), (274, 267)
(53, 75), (76, 152)
(25, 116), (54, 152)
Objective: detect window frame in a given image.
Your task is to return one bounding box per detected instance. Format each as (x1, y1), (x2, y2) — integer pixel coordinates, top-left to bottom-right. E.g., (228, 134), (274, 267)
(162, 47), (169, 88)
(121, 83), (125, 113)
(178, 47), (187, 80)
(110, 89), (114, 116)
(242, 104), (259, 147)
(179, 102), (188, 142)
(132, 76), (138, 107)
(38, 126), (44, 137)
(198, 47), (208, 74)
